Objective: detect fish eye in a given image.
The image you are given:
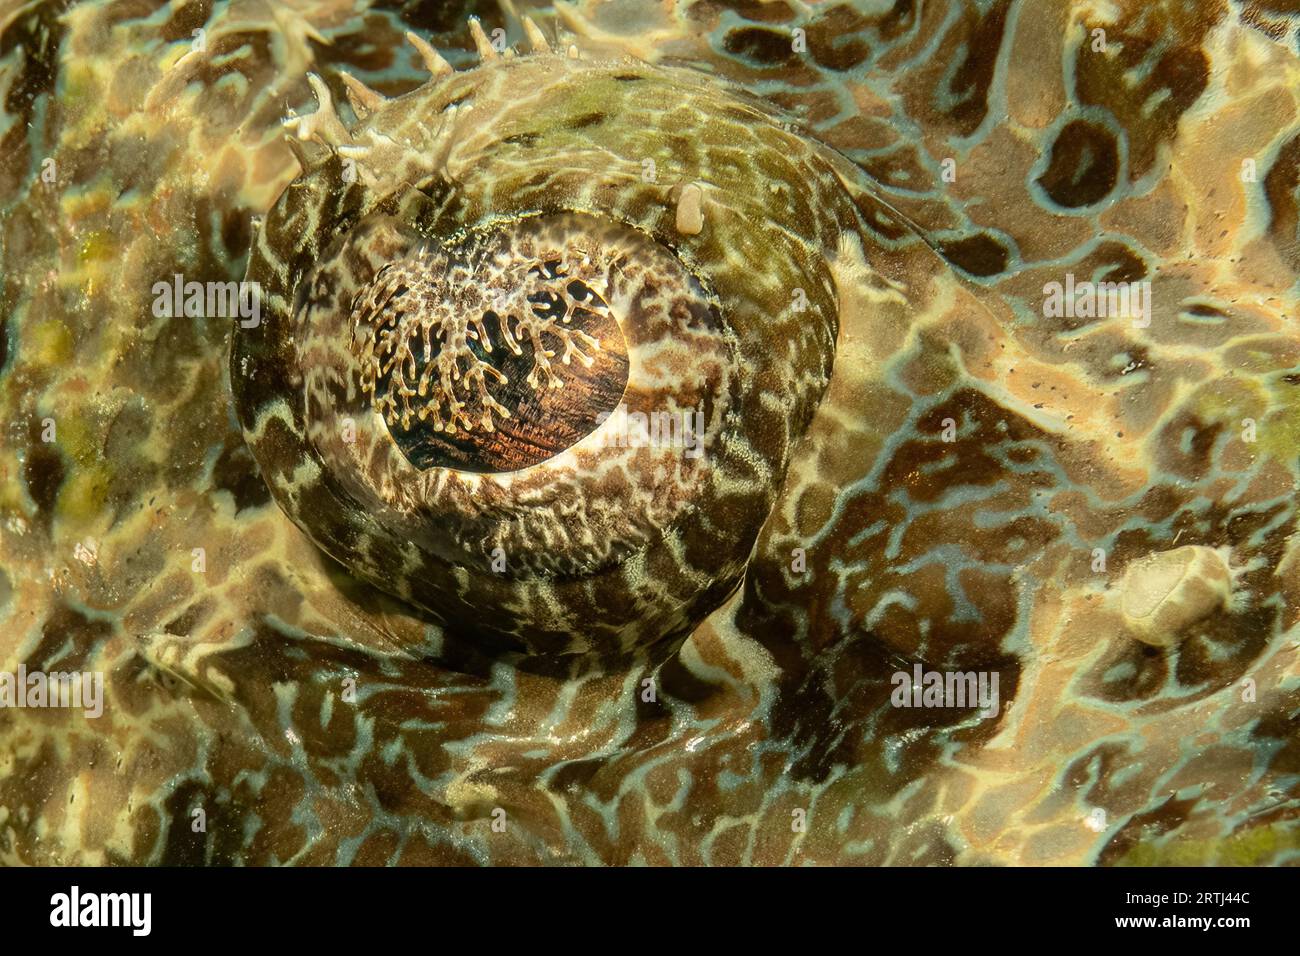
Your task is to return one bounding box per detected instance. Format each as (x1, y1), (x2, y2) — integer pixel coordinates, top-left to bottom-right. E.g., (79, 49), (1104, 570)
(232, 36), (854, 666)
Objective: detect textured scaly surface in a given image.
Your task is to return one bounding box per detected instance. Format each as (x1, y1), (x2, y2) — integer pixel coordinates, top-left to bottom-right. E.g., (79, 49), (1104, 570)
(0, 0), (1298, 865)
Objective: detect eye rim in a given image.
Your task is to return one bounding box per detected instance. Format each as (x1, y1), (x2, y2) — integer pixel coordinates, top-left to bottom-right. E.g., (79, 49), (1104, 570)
(293, 207), (738, 580)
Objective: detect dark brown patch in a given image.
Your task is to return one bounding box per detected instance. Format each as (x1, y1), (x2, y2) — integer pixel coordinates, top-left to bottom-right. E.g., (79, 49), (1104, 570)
(850, 190), (911, 241)
(501, 131), (540, 147)
(937, 232), (1010, 277)
(566, 111), (606, 130)
(22, 436), (65, 532)
(372, 0), (483, 35)
(163, 599), (215, 638)
(30, 601), (112, 672)
(1154, 411), (1224, 481)
(860, 144), (932, 192)
(1183, 302), (1229, 319)
(1264, 131), (1300, 269)
(158, 0), (212, 43)
(805, 4), (873, 71)
(159, 777), (248, 866)
(211, 435), (271, 512)
(705, 0), (797, 23)
(1074, 9), (1217, 179)
(1089, 240), (1150, 284)
(0, 0), (67, 195)
(912, 0), (1012, 136)
(722, 25), (800, 66)
(1037, 120), (1120, 208)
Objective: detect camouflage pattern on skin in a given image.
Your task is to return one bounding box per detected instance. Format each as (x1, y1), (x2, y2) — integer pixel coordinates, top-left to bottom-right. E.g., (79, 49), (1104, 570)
(0, 0), (1297, 865)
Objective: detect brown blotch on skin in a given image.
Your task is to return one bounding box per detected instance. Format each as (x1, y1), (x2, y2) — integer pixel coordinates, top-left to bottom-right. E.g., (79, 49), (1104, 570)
(937, 232), (1010, 277)
(162, 598), (215, 638)
(32, 601), (112, 673)
(722, 25), (801, 66)
(1037, 119), (1120, 208)
(565, 111), (607, 130)
(850, 189), (911, 241)
(1097, 792), (1201, 865)
(22, 436), (65, 532)
(1263, 130), (1300, 269)
(0, 0), (65, 157)
(501, 131), (540, 148)
(1074, 10), (1215, 180)
(805, 4), (873, 72)
(211, 435), (272, 512)
(909, 0), (1012, 137)
(1089, 240), (1150, 284)
(1153, 411), (1224, 481)
(158, 0), (212, 43)
(859, 143), (933, 192)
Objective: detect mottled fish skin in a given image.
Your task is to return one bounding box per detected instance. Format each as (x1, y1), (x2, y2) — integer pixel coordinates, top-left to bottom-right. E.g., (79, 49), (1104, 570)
(0, 0), (1297, 866)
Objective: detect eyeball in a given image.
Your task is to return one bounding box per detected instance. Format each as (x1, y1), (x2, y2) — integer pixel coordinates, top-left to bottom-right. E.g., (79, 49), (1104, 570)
(231, 36), (867, 666)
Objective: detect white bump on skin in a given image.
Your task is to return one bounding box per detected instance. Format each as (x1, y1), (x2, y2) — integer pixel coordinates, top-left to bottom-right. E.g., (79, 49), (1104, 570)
(676, 183), (704, 235)
(1119, 545), (1232, 647)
